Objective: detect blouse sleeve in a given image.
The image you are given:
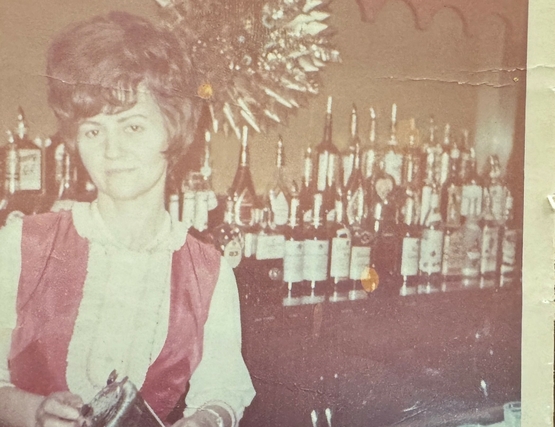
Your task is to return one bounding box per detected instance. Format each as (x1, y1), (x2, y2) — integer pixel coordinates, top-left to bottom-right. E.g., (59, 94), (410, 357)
(183, 258), (255, 425)
(0, 217), (24, 389)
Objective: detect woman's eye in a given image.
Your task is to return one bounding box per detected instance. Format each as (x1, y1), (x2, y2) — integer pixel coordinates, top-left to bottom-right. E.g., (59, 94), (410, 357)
(125, 125), (144, 133)
(84, 129), (100, 139)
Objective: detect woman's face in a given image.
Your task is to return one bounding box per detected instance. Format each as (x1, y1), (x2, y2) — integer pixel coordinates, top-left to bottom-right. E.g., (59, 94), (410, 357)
(76, 90), (170, 203)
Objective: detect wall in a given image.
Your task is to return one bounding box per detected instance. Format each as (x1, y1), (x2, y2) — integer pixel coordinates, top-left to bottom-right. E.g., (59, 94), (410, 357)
(0, 0), (525, 195)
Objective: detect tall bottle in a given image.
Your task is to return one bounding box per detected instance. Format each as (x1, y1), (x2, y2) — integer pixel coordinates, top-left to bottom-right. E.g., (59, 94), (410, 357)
(420, 116), (436, 179)
(199, 130), (219, 212)
(361, 107), (378, 181)
(268, 136), (291, 227)
(460, 142), (482, 218)
(499, 191), (520, 278)
(461, 198), (482, 279)
(418, 186), (443, 288)
(348, 188), (374, 297)
(401, 118), (421, 190)
(282, 183), (305, 293)
(345, 136), (365, 226)
(342, 104), (360, 187)
(314, 96), (341, 216)
(383, 103), (403, 186)
(14, 107), (42, 195)
(419, 152), (437, 226)
(437, 124), (452, 186)
(299, 146), (315, 225)
(479, 189), (501, 278)
(367, 159), (396, 220)
(484, 155), (507, 224)
(328, 187), (352, 290)
(254, 200), (285, 282)
(440, 185), (465, 281)
(303, 193), (330, 298)
(211, 195), (244, 268)
(397, 189), (421, 293)
(440, 159), (462, 228)
(229, 126), (258, 227)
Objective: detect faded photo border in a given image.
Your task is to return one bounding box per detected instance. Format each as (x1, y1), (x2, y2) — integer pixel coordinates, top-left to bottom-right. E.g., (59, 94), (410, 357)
(522, 0), (555, 425)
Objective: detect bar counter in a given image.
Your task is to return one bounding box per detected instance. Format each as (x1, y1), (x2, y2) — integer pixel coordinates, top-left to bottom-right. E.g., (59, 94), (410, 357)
(235, 262), (521, 427)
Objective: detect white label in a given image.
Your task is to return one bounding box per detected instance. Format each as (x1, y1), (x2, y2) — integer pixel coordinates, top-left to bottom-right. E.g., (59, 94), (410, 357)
(400, 237), (419, 276)
(244, 232), (257, 258)
(283, 240), (304, 283)
(480, 225), (500, 274)
(342, 155), (353, 188)
(330, 237), (351, 278)
(441, 230), (465, 276)
(223, 239), (243, 268)
(419, 229), (443, 274)
(317, 152), (328, 192)
(363, 150), (376, 179)
(462, 223), (481, 277)
(349, 246), (371, 280)
(461, 184), (483, 216)
(18, 148), (41, 191)
(255, 234), (285, 260)
(501, 229), (518, 274)
(271, 190), (289, 226)
(439, 153), (450, 185)
(383, 151), (402, 186)
(303, 239), (329, 281)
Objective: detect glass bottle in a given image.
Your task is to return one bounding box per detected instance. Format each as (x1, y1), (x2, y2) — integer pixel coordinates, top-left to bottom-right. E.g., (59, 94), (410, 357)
(398, 189), (421, 294)
(57, 146), (79, 202)
(269, 136), (291, 228)
(211, 195), (244, 269)
(401, 118), (421, 190)
(341, 104), (360, 187)
(255, 198), (286, 262)
(15, 107), (42, 194)
(229, 126), (258, 227)
(303, 192), (330, 299)
(345, 137), (365, 226)
(299, 146), (315, 225)
(460, 147), (483, 218)
(328, 187), (352, 291)
(418, 187), (443, 289)
(499, 191), (520, 278)
(314, 96), (341, 216)
(461, 198), (482, 279)
(440, 159), (462, 228)
(438, 123), (452, 186)
(361, 107), (378, 180)
(383, 103), (403, 186)
(479, 189), (501, 278)
(484, 154), (507, 225)
(440, 190), (465, 281)
(0, 131), (21, 225)
(283, 183), (305, 292)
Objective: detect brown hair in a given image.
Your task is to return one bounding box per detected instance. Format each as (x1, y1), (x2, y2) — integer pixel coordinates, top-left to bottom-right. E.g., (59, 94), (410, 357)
(46, 11), (198, 175)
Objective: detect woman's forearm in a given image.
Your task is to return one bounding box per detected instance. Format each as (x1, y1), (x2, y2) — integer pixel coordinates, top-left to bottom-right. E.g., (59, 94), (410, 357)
(0, 386), (43, 427)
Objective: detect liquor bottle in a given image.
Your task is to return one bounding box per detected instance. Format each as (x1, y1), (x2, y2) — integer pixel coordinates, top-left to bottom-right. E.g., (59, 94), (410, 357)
(419, 152), (437, 226)
(498, 191), (520, 278)
(458, 129), (472, 181)
(348, 188), (374, 297)
(229, 126), (258, 227)
(314, 96), (341, 216)
(269, 136), (291, 228)
(440, 159), (462, 228)
(440, 189), (465, 281)
(420, 116), (436, 177)
(0, 131), (22, 225)
(303, 193), (330, 299)
(366, 159), (396, 220)
(199, 130), (218, 212)
(211, 196), (244, 269)
(460, 146), (483, 218)
(255, 198), (286, 262)
(14, 107), (42, 195)
(479, 189), (500, 278)
(299, 146), (315, 225)
(383, 103), (403, 186)
(57, 146), (79, 202)
(418, 187), (443, 288)
(484, 155), (507, 224)
(328, 187), (351, 290)
(438, 124), (452, 186)
(371, 191), (400, 284)
(401, 118), (420, 189)
(345, 136), (365, 226)
(361, 107), (378, 180)
(342, 104), (360, 187)
(397, 189), (420, 292)
(282, 183), (305, 292)
(461, 198), (482, 279)
(242, 206), (262, 260)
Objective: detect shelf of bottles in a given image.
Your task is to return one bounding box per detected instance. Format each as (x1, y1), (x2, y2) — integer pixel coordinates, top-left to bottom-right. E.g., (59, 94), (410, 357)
(1, 101), (521, 307)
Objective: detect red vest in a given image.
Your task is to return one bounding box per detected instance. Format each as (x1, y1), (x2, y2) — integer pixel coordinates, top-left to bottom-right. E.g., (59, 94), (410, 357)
(8, 211), (221, 420)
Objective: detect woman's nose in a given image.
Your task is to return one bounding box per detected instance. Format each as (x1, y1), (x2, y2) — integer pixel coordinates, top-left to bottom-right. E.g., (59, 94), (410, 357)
(103, 129), (123, 159)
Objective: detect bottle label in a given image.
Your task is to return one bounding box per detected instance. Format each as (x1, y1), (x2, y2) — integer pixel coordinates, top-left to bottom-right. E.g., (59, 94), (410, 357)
(303, 239), (329, 281)
(462, 223), (481, 277)
(349, 245), (371, 280)
(223, 239), (243, 268)
(419, 229), (443, 274)
(384, 151), (403, 186)
(363, 149), (376, 179)
(346, 187), (364, 225)
(271, 190), (289, 226)
(400, 237), (419, 276)
(317, 152), (329, 192)
(501, 229), (518, 274)
(234, 188), (254, 226)
(330, 237), (351, 279)
(441, 229), (465, 276)
(243, 232), (257, 258)
(283, 240), (304, 283)
(256, 234), (285, 260)
(480, 225), (500, 274)
(18, 148), (41, 191)
(461, 184), (482, 216)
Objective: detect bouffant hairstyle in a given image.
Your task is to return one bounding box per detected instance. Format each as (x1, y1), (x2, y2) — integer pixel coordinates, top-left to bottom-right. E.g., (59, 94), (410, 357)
(46, 11), (197, 175)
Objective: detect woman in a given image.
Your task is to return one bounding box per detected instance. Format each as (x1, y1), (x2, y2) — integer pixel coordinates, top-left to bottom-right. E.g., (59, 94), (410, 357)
(0, 11), (255, 427)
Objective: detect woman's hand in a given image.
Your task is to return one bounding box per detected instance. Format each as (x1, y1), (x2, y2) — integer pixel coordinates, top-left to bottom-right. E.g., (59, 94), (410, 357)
(35, 391), (83, 427)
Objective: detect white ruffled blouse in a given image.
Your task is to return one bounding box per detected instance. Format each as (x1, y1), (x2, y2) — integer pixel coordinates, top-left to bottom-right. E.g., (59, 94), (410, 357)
(0, 202), (255, 424)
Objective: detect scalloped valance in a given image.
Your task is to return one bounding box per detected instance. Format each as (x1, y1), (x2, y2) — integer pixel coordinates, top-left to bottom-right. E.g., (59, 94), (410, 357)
(355, 0), (527, 41)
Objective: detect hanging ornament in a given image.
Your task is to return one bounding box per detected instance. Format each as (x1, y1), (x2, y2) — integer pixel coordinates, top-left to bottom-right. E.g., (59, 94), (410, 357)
(155, 0), (341, 139)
